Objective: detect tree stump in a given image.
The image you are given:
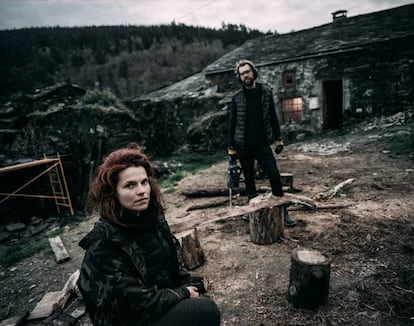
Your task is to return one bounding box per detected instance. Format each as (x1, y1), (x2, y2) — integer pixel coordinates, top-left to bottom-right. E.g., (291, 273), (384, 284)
(287, 248), (331, 309)
(180, 228), (205, 270)
(249, 204), (284, 245)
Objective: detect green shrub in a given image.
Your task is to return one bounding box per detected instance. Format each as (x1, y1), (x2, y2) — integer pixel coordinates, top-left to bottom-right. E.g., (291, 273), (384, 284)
(159, 150), (226, 188)
(81, 88), (126, 109)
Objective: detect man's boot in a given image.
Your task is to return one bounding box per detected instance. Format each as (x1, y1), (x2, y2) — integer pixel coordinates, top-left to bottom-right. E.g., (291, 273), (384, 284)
(284, 206), (297, 227)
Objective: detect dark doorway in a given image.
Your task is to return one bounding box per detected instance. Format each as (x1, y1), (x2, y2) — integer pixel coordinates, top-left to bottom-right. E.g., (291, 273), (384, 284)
(323, 80), (343, 129)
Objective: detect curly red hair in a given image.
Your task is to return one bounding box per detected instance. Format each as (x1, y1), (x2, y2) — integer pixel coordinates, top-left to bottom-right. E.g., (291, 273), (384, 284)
(86, 143), (164, 225)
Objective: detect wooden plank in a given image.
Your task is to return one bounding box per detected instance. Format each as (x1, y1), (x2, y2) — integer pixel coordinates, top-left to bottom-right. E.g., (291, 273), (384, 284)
(172, 195), (291, 236)
(48, 236), (70, 263)
(27, 291), (62, 320)
(0, 158), (59, 174)
(27, 270), (79, 320)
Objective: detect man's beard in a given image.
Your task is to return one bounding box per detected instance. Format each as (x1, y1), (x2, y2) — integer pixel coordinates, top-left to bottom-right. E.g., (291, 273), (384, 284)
(243, 77), (254, 87)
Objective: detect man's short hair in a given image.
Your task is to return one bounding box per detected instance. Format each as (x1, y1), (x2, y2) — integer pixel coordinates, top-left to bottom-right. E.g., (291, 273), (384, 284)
(235, 59), (258, 80)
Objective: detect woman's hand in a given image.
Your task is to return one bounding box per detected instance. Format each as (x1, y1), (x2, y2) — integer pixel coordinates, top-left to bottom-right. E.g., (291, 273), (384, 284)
(186, 286), (200, 298)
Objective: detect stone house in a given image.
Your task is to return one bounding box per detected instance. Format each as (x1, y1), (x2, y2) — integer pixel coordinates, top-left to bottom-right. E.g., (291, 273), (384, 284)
(203, 4), (414, 133)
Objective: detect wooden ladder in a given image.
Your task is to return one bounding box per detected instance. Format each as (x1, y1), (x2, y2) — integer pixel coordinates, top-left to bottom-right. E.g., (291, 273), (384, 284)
(45, 153), (74, 216)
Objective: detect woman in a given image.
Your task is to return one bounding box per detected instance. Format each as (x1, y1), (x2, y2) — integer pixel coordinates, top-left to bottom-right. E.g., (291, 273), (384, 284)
(77, 143), (221, 325)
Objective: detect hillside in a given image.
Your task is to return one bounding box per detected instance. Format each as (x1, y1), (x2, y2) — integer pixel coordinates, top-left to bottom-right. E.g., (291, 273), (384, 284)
(0, 23), (265, 103)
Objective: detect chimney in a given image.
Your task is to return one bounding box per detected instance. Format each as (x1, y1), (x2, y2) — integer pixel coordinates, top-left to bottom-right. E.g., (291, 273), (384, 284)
(331, 10), (347, 22)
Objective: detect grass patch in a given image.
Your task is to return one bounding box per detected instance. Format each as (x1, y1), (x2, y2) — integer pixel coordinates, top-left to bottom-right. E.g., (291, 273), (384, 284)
(0, 227), (64, 268)
(158, 150), (226, 189)
(160, 171), (186, 189)
(0, 238), (50, 268)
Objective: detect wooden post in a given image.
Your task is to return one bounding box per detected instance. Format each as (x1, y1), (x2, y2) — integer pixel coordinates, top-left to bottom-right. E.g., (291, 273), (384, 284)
(287, 248), (331, 309)
(249, 201), (284, 245)
(180, 228), (205, 270)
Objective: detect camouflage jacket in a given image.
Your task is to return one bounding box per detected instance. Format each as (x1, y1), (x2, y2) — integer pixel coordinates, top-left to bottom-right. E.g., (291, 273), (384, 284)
(77, 210), (192, 326)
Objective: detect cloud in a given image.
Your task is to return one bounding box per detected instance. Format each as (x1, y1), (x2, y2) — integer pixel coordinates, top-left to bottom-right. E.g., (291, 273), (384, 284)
(0, 0), (412, 32)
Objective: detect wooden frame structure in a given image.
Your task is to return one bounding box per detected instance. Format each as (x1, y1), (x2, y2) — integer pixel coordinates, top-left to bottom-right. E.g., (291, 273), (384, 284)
(0, 153), (74, 216)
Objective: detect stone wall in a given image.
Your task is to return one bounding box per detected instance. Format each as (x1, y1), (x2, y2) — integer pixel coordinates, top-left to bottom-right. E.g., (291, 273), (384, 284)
(0, 87), (228, 219)
(126, 96), (225, 156)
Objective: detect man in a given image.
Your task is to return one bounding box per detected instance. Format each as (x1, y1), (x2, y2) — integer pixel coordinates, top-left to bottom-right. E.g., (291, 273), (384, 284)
(228, 59), (296, 227)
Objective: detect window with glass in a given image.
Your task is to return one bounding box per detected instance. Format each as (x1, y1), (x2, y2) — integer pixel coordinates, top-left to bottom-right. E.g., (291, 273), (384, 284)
(281, 98), (302, 124)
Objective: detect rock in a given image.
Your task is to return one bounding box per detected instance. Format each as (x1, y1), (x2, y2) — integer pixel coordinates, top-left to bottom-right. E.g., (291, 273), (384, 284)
(70, 306), (86, 319)
(0, 232), (11, 242)
(5, 223), (26, 232)
(30, 216), (42, 225)
(0, 244), (9, 256)
(31, 223), (50, 236)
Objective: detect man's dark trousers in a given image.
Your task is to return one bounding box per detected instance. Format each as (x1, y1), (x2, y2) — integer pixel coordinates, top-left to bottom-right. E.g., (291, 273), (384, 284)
(237, 145), (284, 199)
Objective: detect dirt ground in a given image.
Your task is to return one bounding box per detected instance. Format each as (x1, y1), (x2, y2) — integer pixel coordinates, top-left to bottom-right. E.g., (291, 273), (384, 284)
(1, 118), (413, 325)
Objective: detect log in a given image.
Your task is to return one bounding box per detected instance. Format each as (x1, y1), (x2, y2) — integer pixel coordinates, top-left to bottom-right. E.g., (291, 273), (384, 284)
(48, 236), (70, 263)
(287, 248), (331, 309)
(186, 198), (229, 211)
(249, 204), (284, 245)
(180, 228), (205, 270)
(181, 187), (254, 198)
(289, 202), (352, 211)
(181, 185), (296, 198)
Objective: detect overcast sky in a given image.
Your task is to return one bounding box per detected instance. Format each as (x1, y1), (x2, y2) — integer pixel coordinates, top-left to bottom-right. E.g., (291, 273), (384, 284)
(0, 0), (413, 33)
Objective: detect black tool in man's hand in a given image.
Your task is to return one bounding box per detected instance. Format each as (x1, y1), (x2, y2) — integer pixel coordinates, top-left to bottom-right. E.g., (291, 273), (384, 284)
(227, 148), (241, 208)
(274, 138), (284, 154)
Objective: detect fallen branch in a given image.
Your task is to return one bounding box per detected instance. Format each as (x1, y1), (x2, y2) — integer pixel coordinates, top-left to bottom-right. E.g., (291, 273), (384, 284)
(285, 193), (317, 210)
(313, 178), (355, 201)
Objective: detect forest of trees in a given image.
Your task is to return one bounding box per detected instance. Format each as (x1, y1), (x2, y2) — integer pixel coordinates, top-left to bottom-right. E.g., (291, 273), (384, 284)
(0, 23), (266, 103)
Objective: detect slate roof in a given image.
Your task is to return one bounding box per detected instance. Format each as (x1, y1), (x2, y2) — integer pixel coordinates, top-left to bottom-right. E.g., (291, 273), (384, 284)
(203, 4), (414, 75)
(130, 73), (217, 102)
(32, 82), (85, 100)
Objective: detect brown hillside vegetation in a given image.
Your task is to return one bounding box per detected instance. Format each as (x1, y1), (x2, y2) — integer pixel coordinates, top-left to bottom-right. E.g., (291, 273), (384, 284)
(0, 115), (413, 325)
